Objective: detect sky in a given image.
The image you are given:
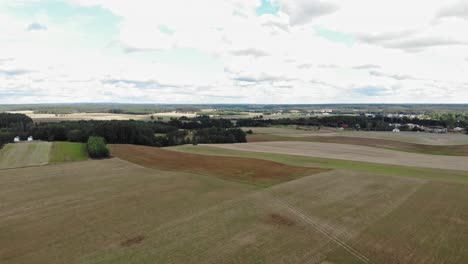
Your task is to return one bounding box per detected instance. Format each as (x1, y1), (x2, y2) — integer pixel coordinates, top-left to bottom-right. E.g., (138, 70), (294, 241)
(1, 0), (468, 104)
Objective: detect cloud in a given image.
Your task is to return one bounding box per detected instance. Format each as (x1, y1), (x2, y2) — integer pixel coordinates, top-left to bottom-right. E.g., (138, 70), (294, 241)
(231, 48), (269, 57)
(281, 0), (339, 25)
(356, 31), (468, 51)
(26, 22), (47, 31)
(0, 69), (33, 76)
(437, 1), (468, 20)
(1, 0), (468, 104)
(354, 86), (397, 97)
(384, 37), (468, 51)
(101, 79), (158, 88)
(352, 64), (381, 70)
(369, 70), (416, 81)
(297, 63), (313, 69)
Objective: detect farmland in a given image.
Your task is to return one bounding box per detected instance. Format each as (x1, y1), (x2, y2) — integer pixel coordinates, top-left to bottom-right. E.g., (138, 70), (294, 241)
(49, 142), (88, 163)
(0, 142), (51, 169)
(0, 142), (87, 170)
(2, 130), (468, 263)
(110, 144), (327, 187)
(202, 141), (468, 171)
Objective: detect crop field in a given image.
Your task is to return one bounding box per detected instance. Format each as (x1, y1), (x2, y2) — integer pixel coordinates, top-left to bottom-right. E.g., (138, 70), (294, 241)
(49, 142), (88, 163)
(248, 134), (468, 156)
(0, 142), (51, 169)
(247, 127), (468, 145)
(2, 152), (468, 263)
(110, 144), (327, 187)
(205, 141), (468, 171)
(169, 145), (468, 183)
(0, 142), (87, 169)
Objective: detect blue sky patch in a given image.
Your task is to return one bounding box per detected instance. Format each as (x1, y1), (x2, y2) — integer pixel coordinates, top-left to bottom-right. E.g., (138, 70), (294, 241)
(256, 0), (280, 15)
(355, 86), (387, 96)
(314, 27), (355, 46)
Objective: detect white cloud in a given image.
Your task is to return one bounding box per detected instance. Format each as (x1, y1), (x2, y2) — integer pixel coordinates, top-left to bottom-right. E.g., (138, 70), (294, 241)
(281, 0), (339, 26)
(0, 0), (468, 103)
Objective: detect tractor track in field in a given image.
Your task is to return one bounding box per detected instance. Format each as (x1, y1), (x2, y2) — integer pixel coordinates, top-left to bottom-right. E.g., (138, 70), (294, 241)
(268, 190), (371, 264)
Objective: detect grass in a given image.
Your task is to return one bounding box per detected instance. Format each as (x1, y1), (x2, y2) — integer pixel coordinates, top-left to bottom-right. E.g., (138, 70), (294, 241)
(110, 144), (327, 187)
(168, 145), (468, 184)
(247, 134), (468, 156)
(0, 142), (51, 169)
(49, 142), (88, 163)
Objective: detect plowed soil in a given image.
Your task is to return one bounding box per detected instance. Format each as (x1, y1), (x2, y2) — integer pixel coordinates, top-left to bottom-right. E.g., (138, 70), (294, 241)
(110, 144), (327, 186)
(248, 134), (468, 156)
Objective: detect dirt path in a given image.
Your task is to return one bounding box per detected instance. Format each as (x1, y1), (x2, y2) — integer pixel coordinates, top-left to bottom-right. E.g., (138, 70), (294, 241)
(207, 142), (468, 171)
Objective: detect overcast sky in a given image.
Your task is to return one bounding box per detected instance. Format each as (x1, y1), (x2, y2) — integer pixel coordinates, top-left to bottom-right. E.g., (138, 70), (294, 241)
(1, 0), (468, 104)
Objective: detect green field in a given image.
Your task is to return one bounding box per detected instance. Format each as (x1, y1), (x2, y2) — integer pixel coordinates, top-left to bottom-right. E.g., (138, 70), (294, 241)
(49, 142), (88, 163)
(0, 142), (88, 170)
(0, 142), (52, 169)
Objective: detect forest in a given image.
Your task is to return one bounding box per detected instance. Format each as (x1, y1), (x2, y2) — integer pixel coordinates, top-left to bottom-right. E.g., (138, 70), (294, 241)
(0, 113), (246, 147)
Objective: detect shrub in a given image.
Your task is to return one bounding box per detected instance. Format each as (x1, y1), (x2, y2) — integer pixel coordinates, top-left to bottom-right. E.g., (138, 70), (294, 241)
(87, 136), (109, 158)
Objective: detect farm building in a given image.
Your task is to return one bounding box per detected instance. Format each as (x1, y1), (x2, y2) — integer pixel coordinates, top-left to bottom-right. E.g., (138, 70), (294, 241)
(27, 136), (33, 141)
(425, 126), (448, 133)
(14, 136), (20, 142)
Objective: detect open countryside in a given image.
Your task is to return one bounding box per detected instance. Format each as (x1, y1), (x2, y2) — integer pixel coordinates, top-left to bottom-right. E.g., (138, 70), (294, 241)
(2, 0), (468, 262)
(1, 105), (468, 264)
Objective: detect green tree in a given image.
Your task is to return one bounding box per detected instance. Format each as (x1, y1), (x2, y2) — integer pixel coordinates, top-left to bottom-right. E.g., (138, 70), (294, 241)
(87, 136), (109, 158)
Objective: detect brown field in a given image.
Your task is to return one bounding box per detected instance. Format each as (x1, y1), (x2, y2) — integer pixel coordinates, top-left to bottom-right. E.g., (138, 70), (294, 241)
(3, 157), (468, 264)
(207, 141), (468, 171)
(110, 144), (327, 187)
(326, 181), (468, 264)
(247, 127), (468, 145)
(248, 134), (468, 156)
(0, 159), (258, 264)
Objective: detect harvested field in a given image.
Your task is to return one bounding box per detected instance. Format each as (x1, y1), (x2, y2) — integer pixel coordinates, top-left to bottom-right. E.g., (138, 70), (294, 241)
(248, 134), (468, 156)
(169, 145), (468, 183)
(206, 141), (468, 171)
(0, 159), (258, 264)
(110, 144), (327, 187)
(0, 142), (51, 169)
(248, 127), (468, 145)
(3, 160), (466, 264)
(327, 181), (468, 264)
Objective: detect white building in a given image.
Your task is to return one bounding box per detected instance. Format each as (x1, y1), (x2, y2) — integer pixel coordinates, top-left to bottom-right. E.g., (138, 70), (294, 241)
(27, 136), (33, 141)
(14, 136), (20, 142)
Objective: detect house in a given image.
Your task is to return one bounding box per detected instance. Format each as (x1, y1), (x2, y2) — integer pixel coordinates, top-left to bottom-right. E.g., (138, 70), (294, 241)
(14, 136), (20, 142)
(392, 128), (400, 133)
(425, 126), (447, 134)
(27, 136), (33, 141)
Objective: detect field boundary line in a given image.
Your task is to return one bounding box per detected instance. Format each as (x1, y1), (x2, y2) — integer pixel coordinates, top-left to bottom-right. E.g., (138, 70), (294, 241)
(268, 190), (371, 264)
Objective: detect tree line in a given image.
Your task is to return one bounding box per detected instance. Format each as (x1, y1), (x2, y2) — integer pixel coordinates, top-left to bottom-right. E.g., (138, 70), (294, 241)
(0, 113), (34, 147)
(0, 114), (247, 148)
(236, 115), (468, 131)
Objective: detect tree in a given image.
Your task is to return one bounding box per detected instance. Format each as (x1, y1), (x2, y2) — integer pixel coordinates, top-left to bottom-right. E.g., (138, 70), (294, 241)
(87, 136), (109, 158)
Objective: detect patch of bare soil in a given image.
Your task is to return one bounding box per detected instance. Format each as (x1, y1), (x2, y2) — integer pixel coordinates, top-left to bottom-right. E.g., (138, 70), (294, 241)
(121, 235), (145, 247)
(110, 144), (327, 186)
(266, 213), (296, 227)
